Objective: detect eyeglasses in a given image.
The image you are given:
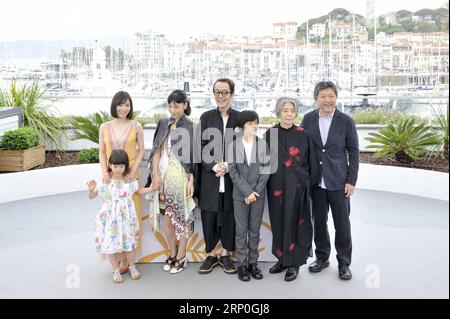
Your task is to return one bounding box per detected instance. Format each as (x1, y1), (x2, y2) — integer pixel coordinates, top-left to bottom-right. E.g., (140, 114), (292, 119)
(213, 90), (231, 97)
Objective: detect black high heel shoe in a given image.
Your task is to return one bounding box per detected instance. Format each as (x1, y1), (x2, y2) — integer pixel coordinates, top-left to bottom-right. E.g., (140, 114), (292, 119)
(170, 256), (187, 274)
(163, 256), (176, 272)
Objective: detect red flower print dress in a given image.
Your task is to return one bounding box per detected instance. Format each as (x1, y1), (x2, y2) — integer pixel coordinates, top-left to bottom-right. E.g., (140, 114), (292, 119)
(264, 124), (314, 268)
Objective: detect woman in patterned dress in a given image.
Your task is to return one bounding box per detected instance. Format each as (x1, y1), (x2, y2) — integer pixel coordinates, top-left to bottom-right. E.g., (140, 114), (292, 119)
(147, 90), (197, 274)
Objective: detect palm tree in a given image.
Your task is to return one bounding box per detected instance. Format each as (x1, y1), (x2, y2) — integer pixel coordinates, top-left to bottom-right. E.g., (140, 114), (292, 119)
(0, 80), (67, 151)
(432, 104), (449, 158)
(70, 111), (110, 144)
(70, 111), (150, 144)
(365, 116), (441, 163)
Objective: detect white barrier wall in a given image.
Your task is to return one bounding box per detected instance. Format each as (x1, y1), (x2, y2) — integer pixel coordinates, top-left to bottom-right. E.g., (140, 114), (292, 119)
(1, 163), (448, 263)
(0, 164), (100, 203)
(358, 163), (449, 201)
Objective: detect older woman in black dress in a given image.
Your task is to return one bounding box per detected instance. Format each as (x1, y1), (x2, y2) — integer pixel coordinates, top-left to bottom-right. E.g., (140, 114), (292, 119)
(264, 97), (317, 282)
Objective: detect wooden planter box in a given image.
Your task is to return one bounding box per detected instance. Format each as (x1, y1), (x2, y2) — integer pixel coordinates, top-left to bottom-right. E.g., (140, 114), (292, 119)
(0, 144), (45, 172)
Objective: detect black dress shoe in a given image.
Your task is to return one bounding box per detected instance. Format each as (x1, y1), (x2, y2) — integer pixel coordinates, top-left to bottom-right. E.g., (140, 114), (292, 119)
(269, 260), (286, 274)
(248, 263), (263, 280)
(198, 256), (219, 274)
(338, 263), (352, 280)
(238, 265), (251, 282)
(308, 258), (330, 273)
(284, 266), (299, 282)
(219, 255), (237, 274)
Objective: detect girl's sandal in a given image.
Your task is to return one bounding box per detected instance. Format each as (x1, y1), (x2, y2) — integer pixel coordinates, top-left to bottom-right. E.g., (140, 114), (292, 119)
(129, 266), (142, 280)
(169, 256), (187, 274)
(119, 260), (129, 274)
(113, 269), (124, 283)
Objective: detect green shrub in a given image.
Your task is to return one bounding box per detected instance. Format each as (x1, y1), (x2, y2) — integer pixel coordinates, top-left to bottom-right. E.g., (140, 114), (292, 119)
(1, 127), (40, 150)
(350, 110), (405, 124)
(133, 111), (151, 127)
(145, 113), (168, 124)
(259, 116), (303, 125)
(71, 111), (150, 144)
(260, 117), (279, 125)
(365, 115), (441, 163)
(77, 148), (99, 163)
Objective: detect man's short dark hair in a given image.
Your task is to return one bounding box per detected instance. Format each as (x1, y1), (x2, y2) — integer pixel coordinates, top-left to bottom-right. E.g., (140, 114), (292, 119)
(313, 81), (338, 101)
(237, 110), (259, 129)
(110, 91), (133, 119)
(213, 78), (235, 94)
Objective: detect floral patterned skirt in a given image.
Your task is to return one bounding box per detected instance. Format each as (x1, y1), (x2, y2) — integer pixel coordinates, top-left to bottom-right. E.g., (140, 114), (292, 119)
(160, 155), (195, 240)
(94, 200), (140, 256)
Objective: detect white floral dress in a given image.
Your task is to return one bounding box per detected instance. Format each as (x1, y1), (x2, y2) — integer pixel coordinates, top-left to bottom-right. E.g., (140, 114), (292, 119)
(94, 180), (140, 256)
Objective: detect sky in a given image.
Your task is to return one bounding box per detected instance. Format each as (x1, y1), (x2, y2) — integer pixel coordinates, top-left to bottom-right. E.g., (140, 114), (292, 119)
(0, 0), (446, 42)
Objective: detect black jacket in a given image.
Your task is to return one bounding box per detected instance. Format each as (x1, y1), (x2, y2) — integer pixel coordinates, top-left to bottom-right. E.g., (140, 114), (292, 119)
(198, 107), (240, 212)
(301, 108), (359, 191)
(146, 115), (198, 188)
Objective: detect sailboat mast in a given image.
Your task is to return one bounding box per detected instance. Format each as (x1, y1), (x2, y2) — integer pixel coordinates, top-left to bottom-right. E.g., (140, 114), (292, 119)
(329, 14), (332, 80)
(306, 19), (309, 88)
(352, 13), (356, 101)
(373, 3), (378, 92)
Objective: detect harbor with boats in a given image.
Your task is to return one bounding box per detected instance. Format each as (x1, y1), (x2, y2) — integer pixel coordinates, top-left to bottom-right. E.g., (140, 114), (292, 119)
(0, 7), (448, 118)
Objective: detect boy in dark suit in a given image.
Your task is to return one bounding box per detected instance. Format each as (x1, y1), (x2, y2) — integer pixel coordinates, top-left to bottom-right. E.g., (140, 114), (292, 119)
(228, 110), (270, 282)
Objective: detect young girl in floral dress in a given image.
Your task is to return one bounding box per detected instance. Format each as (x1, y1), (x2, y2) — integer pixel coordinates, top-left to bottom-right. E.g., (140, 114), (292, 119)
(87, 150), (151, 283)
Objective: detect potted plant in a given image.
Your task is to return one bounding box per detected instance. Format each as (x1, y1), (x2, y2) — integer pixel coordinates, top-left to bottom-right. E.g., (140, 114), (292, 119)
(0, 127), (45, 171)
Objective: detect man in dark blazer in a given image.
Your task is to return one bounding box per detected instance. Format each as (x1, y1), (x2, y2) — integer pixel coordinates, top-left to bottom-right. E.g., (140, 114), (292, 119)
(301, 81), (359, 280)
(198, 78), (240, 274)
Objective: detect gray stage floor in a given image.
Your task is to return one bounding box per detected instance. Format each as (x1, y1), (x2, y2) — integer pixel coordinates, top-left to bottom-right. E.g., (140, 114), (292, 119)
(0, 189), (448, 299)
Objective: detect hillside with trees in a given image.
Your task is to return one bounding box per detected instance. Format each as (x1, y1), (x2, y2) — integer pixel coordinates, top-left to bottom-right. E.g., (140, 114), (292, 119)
(297, 4), (449, 42)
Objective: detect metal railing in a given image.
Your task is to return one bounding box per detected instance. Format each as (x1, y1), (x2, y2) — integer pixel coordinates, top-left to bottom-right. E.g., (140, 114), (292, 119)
(43, 93), (449, 119)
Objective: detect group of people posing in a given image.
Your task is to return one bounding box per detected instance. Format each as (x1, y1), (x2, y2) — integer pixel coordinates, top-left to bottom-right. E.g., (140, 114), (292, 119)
(87, 78), (359, 284)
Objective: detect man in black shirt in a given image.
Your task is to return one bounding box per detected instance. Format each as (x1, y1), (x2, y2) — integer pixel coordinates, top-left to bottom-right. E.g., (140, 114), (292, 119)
(198, 78), (240, 274)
